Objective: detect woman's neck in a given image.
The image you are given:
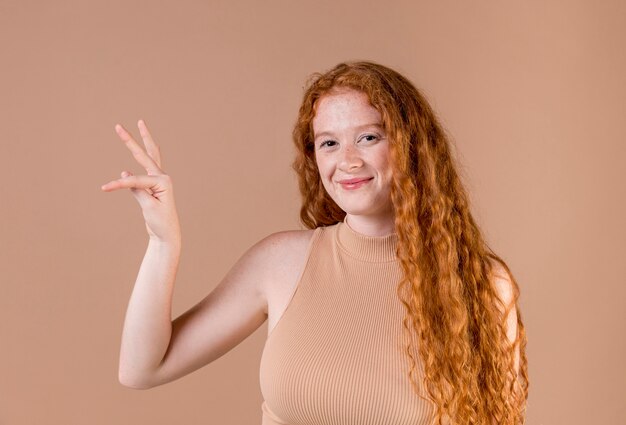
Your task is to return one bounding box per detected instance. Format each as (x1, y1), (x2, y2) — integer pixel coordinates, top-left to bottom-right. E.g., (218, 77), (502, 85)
(343, 213), (395, 237)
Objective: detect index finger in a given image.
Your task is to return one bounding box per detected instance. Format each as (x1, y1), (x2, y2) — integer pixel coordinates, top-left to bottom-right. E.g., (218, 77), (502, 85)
(115, 124), (163, 175)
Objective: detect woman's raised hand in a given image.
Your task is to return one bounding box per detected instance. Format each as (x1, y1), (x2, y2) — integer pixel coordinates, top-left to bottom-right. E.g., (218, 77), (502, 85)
(101, 120), (181, 245)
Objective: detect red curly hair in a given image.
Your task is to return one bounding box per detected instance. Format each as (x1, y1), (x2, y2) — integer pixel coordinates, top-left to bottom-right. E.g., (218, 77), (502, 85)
(291, 61), (529, 425)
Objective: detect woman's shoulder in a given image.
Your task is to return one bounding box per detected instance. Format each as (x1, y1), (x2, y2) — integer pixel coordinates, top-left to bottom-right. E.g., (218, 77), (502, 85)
(241, 227), (321, 273)
(257, 227), (317, 257)
(250, 228), (318, 315)
(245, 224), (336, 273)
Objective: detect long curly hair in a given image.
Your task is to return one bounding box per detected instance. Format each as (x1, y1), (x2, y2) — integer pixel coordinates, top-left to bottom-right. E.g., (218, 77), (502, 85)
(291, 60), (529, 425)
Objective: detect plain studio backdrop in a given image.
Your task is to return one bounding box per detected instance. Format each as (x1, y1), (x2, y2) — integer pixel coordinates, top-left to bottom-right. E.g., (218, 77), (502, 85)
(1, 1), (624, 424)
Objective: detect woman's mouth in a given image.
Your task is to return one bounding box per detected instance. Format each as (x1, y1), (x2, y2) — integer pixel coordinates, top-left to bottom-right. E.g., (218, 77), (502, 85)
(338, 177), (373, 190)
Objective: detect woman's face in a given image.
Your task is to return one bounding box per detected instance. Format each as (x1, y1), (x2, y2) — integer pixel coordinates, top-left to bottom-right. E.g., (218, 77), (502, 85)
(312, 88), (393, 222)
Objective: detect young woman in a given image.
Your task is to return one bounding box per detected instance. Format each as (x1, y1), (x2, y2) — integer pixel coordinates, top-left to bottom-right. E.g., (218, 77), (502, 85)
(102, 61), (529, 425)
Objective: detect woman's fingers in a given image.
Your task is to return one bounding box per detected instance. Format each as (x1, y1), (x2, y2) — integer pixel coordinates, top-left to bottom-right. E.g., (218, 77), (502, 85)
(137, 119), (162, 169)
(101, 173), (162, 192)
(115, 123), (163, 175)
(121, 170), (155, 203)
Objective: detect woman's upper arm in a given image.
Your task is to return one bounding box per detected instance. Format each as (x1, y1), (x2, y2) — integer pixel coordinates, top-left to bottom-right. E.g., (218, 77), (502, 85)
(144, 232), (283, 388)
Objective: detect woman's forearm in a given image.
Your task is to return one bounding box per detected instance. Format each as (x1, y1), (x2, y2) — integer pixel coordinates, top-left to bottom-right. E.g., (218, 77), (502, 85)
(118, 238), (181, 388)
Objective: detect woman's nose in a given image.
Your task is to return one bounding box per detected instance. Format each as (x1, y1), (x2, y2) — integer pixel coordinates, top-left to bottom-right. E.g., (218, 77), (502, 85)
(338, 144), (363, 171)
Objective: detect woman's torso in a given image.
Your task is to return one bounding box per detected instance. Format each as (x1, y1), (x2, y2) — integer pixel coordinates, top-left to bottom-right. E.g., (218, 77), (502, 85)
(259, 219), (436, 425)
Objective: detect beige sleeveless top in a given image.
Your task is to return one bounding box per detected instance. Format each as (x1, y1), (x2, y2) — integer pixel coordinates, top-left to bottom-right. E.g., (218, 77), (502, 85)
(259, 218), (436, 425)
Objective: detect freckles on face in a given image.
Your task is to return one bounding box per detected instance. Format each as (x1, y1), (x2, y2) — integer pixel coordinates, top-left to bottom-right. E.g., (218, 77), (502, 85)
(311, 88), (394, 217)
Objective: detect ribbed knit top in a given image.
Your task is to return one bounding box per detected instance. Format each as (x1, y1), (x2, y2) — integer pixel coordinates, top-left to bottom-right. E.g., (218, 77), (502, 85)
(259, 218), (436, 425)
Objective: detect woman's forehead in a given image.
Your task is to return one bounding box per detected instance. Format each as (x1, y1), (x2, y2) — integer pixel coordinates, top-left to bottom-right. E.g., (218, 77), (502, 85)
(313, 91), (381, 123)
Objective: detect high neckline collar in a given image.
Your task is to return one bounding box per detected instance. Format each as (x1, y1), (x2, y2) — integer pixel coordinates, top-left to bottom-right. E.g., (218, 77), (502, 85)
(336, 217), (399, 262)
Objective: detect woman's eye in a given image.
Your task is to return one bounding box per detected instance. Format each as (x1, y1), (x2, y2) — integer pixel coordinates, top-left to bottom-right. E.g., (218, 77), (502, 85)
(320, 140), (336, 148)
(361, 135), (378, 142)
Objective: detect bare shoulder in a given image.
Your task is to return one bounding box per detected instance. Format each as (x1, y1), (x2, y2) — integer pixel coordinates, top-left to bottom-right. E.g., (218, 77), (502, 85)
(255, 227), (316, 257)
(250, 228), (316, 272)
(488, 260), (516, 309)
(237, 228), (315, 274)
(252, 228), (316, 316)
(488, 259), (519, 347)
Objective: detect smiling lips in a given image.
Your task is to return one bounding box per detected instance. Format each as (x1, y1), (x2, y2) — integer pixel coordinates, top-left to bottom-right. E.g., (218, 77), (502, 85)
(337, 177), (373, 190)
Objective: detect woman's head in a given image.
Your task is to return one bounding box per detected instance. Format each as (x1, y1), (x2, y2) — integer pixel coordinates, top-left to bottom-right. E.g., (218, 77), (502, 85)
(292, 60), (451, 230)
(311, 87), (394, 228)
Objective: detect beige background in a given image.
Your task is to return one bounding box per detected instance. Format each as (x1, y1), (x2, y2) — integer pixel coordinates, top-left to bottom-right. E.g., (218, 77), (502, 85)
(1, 1), (624, 424)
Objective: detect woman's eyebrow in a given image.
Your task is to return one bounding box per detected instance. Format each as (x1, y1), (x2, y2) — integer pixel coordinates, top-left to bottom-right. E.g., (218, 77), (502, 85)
(314, 123), (384, 140)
